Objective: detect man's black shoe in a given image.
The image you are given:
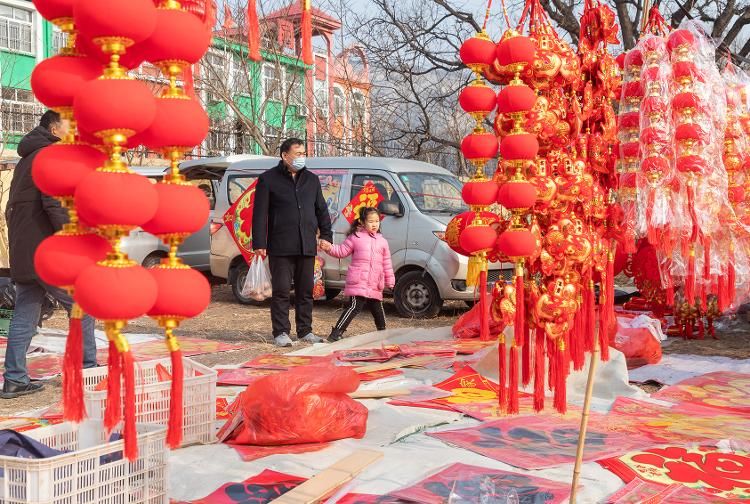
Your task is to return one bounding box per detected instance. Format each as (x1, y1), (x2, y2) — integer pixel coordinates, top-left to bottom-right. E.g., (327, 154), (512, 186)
(1, 379), (44, 399)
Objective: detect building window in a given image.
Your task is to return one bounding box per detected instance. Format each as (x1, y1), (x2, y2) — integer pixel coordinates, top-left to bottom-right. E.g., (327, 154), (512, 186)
(352, 92), (366, 127)
(314, 79), (328, 118)
(333, 87), (345, 119)
(0, 87), (41, 138)
(286, 69), (304, 105)
(0, 5), (34, 54)
(51, 26), (68, 54)
(263, 64), (282, 101)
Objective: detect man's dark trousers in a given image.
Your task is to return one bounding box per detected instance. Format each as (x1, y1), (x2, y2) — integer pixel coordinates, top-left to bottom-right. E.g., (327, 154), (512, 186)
(268, 255), (315, 339)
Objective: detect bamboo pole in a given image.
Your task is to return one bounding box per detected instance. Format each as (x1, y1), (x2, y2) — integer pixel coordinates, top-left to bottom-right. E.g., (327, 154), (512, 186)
(568, 337), (600, 503)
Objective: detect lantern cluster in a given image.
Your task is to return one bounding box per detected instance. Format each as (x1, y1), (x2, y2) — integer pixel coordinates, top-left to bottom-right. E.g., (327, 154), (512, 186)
(31, 0), (211, 458)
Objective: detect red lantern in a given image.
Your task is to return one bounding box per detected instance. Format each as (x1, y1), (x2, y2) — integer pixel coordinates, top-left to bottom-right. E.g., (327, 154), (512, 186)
(74, 79), (157, 138)
(145, 7), (211, 66)
(619, 172), (637, 189)
(461, 131), (499, 161)
(459, 34), (496, 71)
(624, 49), (643, 68)
(676, 155), (708, 174)
(499, 134), (539, 160)
(33, 144), (106, 197)
(641, 157), (670, 178)
(640, 127), (669, 145)
(30, 55), (102, 110)
(615, 53), (626, 70)
(618, 112), (639, 130)
(75, 263), (157, 320)
(497, 180), (537, 210)
(672, 92), (701, 111)
(497, 85), (536, 114)
(622, 81), (644, 98)
(446, 211), (498, 256)
(459, 220), (498, 254)
(497, 228), (537, 258)
(620, 142), (640, 159)
(462, 179), (498, 207)
(74, 0), (157, 46)
(729, 185), (745, 204)
(34, 233), (110, 288)
(147, 267), (210, 320)
(459, 84), (497, 117)
(140, 96), (209, 151)
(141, 183), (209, 236)
(75, 171), (158, 228)
(496, 35), (535, 67)
(641, 36), (665, 54)
(672, 61), (704, 82)
(641, 96), (668, 116)
(675, 123), (706, 143)
(33, 0), (74, 22)
(667, 29), (696, 54)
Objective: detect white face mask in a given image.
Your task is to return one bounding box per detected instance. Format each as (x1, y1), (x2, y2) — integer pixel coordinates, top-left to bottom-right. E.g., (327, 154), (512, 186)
(291, 156), (306, 171)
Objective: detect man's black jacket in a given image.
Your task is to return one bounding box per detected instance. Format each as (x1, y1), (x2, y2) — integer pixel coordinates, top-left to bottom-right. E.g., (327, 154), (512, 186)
(7, 126), (68, 283)
(251, 161), (333, 257)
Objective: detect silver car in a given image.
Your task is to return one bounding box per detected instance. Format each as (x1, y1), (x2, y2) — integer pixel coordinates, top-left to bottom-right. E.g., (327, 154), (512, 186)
(199, 156), (511, 318)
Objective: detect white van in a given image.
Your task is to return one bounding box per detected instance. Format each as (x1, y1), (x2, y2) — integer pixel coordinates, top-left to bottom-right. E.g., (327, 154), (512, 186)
(187, 155), (511, 318)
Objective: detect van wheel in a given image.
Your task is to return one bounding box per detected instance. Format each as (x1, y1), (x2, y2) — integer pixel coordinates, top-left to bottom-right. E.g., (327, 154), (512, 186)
(142, 254), (165, 269)
(394, 271), (443, 319)
(230, 263), (264, 306)
(324, 288), (341, 301)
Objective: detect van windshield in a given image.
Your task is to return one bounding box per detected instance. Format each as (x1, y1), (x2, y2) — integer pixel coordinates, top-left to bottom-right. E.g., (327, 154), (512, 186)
(398, 173), (467, 214)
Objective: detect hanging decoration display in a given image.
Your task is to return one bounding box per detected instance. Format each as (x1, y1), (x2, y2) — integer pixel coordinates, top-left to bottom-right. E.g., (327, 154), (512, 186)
(31, 0), (211, 458)
(456, 0), (622, 415)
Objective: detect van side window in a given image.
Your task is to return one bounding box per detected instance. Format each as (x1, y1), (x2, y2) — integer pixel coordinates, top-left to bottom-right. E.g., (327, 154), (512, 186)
(189, 179), (216, 210)
(351, 175), (399, 205)
(228, 175), (259, 205)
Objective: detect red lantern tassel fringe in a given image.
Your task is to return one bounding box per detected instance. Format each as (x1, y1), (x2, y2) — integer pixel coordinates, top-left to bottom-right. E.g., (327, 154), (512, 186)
(497, 337), (507, 411)
(570, 307), (584, 371)
(728, 250), (736, 306)
(583, 279), (595, 353)
(508, 345), (519, 414)
(183, 66), (196, 99)
(62, 303), (86, 423)
(598, 252), (613, 362)
(167, 347), (184, 449)
(247, 0), (261, 62)
(702, 239), (710, 312)
(300, 0), (313, 66)
(553, 339), (567, 414)
(547, 334), (556, 391)
(522, 322), (531, 387)
(533, 327), (545, 412)
(686, 247), (696, 306)
(122, 350), (138, 461)
(717, 274), (726, 313)
(666, 282), (675, 307)
(480, 269), (489, 340)
(104, 340), (122, 433)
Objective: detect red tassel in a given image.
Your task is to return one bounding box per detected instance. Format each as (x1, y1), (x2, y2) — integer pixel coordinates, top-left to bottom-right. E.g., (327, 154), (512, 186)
(583, 279), (595, 353)
(547, 333), (556, 391)
(247, 0), (261, 62)
(480, 270), (489, 341)
(507, 345), (519, 414)
(300, 0), (313, 66)
(728, 254), (736, 306)
(686, 246), (696, 306)
(62, 304), (86, 422)
(570, 307), (585, 371)
(666, 283), (675, 307)
(122, 351), (138, 461)
(204, 0), (216, 29)
(497, 337), (507, 411)
(167, 348), (184, 449)
(599, 251), (614, 362)
(717, 274), (726, 313)
(701, 240), (710, 312)
(697, 317), (705, 340)
(553, 339), (567, 414)
(104, 341), (122, 433)
(522, 323), (531, 387)
(533, 327), (545, 412)
(514, 267), (525, 346)
(183, 66), (196, 99)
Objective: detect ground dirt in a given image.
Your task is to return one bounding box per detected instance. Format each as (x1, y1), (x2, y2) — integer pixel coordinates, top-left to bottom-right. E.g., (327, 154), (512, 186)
(3, 284), (750, 415)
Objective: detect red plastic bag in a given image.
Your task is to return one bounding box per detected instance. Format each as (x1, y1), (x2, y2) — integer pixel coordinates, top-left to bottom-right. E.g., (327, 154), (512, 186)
(229, 365), (368, 446)
(613, 327), (662, 368)
(452, 301), (504, 339)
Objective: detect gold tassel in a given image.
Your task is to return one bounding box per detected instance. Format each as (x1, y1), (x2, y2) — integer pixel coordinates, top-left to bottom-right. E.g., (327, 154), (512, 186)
(466, 254), (487, 287)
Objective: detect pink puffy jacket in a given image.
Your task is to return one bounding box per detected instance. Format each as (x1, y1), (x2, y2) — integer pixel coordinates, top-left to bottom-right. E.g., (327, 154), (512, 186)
(326, 231), (395, 301)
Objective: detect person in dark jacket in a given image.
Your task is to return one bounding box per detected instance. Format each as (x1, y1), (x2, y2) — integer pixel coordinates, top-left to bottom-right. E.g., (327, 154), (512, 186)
(2, 111), (98, 398)
(252, 138), (333, 347)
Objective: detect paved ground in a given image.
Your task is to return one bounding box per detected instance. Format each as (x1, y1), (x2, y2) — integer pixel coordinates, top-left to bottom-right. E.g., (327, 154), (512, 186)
(3, 283), (750, 415)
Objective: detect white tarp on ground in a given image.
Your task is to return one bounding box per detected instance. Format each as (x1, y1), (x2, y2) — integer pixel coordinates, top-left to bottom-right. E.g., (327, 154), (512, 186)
(29, 328), (160, 355)
(628, 353), (750, 385)
(168, 326), (642, 503)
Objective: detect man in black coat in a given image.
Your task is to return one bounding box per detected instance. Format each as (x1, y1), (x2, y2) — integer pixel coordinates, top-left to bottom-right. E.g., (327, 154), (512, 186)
(2, 111), (98, 398)
(252, 138), (333, 347)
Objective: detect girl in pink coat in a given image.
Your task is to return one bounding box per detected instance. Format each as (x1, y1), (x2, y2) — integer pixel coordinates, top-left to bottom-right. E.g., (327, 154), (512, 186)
(324, 207), (395, 342)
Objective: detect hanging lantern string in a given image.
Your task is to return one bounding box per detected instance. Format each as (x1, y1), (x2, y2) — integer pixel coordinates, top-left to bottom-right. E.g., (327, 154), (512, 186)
(482, 0), (493, 31)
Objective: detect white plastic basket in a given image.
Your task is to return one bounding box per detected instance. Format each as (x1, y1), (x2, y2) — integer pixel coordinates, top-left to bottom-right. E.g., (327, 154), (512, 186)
(0, 420), (167, 504)
(83, 357), (217, 447)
